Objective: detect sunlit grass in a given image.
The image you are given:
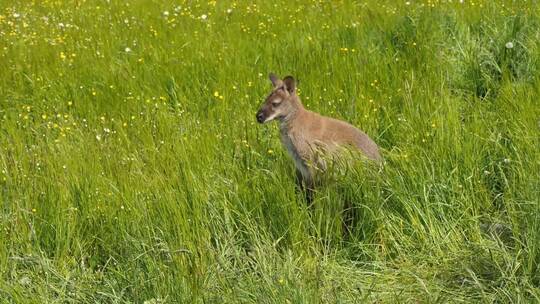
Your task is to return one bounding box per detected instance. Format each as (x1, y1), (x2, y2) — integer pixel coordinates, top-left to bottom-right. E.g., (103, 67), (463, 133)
(1, 0), (539, 302)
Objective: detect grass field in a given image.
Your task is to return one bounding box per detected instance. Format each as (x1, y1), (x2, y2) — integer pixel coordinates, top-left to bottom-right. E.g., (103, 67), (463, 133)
(1, 0), (539, 302)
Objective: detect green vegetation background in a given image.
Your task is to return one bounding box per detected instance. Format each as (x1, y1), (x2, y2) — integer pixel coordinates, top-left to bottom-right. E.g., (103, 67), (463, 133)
(0, 0), (539, 302)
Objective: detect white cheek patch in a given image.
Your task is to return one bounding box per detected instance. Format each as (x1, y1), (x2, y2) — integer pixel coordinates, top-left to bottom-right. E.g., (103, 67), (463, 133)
(263, 112), (279, 123)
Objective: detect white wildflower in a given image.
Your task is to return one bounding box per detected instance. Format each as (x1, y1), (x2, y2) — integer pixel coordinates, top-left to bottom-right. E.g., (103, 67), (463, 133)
(201, 14), (208, 20)
(124, 47), (132, 53)
(505, 42), (514, 49)
(19, 276), (31, 286)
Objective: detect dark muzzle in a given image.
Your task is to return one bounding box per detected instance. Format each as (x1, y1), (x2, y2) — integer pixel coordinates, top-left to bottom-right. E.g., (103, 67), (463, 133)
(256, 110), (265, 123)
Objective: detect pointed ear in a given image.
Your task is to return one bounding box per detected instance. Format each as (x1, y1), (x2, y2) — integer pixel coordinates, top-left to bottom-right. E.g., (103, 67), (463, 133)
(269, 73), (281, 87)
(283, 76), (296, 94)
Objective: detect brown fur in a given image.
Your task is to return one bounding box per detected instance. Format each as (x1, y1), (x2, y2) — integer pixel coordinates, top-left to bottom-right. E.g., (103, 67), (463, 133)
(256, 73), (382, 191)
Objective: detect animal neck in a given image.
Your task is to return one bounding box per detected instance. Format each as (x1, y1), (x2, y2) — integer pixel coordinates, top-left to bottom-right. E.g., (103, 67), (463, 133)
(280, 95), (304, 132)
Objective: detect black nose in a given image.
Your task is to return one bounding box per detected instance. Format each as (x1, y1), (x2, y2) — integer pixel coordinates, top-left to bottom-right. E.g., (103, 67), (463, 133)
(256, 112), (265, 123)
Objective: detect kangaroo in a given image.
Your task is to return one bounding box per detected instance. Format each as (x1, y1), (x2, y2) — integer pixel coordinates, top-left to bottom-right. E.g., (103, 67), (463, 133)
(256, 73), (381, 203)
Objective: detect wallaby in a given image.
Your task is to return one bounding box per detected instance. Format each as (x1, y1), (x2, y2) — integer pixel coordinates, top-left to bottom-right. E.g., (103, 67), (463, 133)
(256, 73), (382, 203)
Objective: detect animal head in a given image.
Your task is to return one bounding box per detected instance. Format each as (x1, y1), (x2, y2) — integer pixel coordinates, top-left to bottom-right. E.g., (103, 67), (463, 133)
(256, 73), (298, 124)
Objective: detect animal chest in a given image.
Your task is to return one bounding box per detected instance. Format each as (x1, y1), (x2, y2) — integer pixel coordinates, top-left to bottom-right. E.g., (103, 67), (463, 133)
(280, 130), (311, 181)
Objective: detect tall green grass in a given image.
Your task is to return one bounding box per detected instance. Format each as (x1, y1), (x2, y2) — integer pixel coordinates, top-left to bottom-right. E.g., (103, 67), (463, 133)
(1, 0), (539, 302)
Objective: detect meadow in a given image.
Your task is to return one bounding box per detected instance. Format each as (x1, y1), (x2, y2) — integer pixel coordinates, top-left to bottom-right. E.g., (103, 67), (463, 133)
(1, 0), (539, 302)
